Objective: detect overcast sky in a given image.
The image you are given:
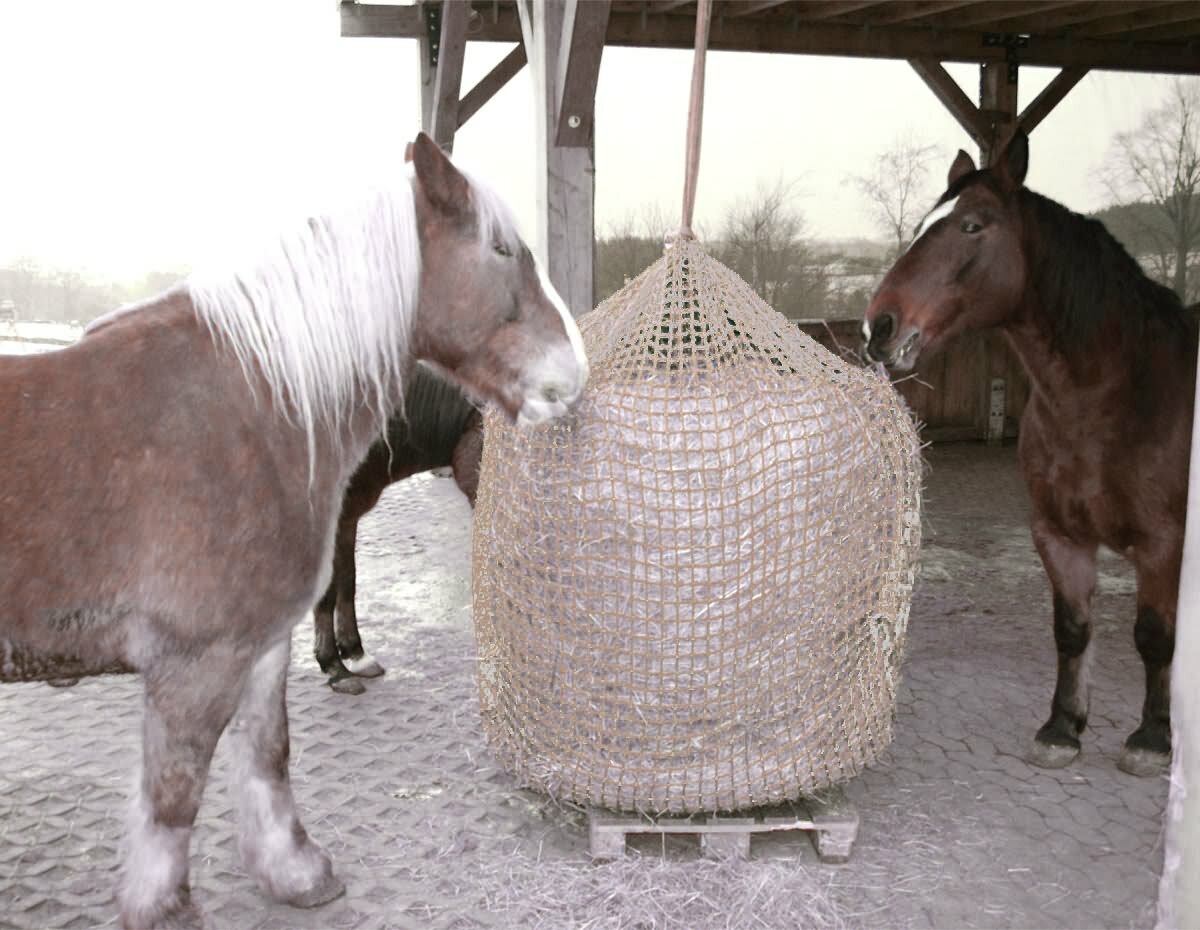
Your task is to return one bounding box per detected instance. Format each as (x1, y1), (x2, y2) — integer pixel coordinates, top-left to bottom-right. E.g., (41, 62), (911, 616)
(0, 0), (1174, 279)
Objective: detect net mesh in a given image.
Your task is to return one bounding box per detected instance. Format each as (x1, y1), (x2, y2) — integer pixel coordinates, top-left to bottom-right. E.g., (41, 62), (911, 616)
(472, 239), (922, 814)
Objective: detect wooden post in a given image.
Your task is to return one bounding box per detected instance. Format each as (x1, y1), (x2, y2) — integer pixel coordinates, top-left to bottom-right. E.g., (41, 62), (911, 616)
(978, 59), (1018, 167)
(516, 0), (607, 316)
(1158, 357), (1200, 927)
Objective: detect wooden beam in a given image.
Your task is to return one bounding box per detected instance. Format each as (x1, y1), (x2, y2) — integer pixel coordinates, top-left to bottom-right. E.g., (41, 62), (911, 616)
(600, 12), (1200, 74)
(1079, 1), (1200, 37)
(645, 0), (694, 11)
(341, 3), (1200, 75)
(1104, 19), (1200, 43)
(909, 58), (989, 146)
(555, 0), (610, 147)
(458, 43), (527, 128)
(1017, 66), (1088, 135)
(341, 2), (423, 38)
(428, 0), (469, 150)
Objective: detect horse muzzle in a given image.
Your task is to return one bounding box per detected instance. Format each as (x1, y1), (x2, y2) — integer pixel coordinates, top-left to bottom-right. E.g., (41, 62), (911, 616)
(516, 342), (588, 426)
(861, 311), (922, 372)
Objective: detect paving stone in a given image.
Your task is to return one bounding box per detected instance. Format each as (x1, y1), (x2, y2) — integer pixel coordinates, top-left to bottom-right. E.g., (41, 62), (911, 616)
(0, 447), (1171, 930)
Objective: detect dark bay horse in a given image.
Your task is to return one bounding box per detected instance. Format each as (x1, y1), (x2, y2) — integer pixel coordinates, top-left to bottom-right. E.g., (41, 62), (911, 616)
(863, 130), (1195, 778)
(0, 132), (587, 930)
(314, 364), (482, 693)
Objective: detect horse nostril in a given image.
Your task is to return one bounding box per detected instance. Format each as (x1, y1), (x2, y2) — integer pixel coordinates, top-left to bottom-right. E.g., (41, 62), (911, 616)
(542, 386), (560, 403)
(872, 313), (896, 344)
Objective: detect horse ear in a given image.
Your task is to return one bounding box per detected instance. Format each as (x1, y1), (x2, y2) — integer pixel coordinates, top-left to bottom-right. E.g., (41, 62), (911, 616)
(404, 141), (415, 163)
(411, 132), (470, 215)
(996, 129), (1029, 188)
(948, 150), (976, 187)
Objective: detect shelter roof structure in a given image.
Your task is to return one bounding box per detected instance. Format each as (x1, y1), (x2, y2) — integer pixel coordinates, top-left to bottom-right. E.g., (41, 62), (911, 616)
(343, 1), (1200, 75)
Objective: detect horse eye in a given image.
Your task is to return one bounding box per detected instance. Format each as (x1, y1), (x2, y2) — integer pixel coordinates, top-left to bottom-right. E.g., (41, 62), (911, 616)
(961, 220), (983, 234)
(492, 240), (513, 258)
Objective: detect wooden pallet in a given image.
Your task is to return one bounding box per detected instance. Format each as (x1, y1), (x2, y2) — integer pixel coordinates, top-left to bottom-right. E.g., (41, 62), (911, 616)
(588, 786), (858, 863)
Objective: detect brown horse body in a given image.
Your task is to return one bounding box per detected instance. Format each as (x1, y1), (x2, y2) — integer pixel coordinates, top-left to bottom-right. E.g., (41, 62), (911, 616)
(0, 134), (587, 929)
(314, 365), (482, 693)
(864, 131), (1195, 777)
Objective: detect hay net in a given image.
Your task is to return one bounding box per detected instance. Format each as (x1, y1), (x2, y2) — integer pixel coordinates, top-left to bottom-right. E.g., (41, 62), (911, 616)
(472, 238), (921, 814)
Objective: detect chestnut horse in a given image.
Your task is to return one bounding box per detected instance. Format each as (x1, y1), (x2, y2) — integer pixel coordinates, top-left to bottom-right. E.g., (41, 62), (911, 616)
(0, 132), (587, 930)
(314, 364), (482, 693)
(863, 129), (1195, 778)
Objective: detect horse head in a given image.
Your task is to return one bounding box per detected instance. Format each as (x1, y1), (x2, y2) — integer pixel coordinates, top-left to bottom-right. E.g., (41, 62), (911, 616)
(407, 133), (588, 424)
(862, 130), (1031, 371)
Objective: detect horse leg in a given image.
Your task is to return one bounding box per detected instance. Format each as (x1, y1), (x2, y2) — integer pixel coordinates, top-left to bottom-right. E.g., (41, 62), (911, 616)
(1117, 557), (1176, 776)
(1028, 525), (1098, 769)
(333, 518), (384, 680)
(314, 574), (364, 695)
(118, 644), (252, 930)
(230, 636), (345, 906)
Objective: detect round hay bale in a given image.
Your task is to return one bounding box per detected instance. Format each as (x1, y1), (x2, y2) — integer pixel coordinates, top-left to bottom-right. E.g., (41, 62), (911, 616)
(472, 239), (921, 814)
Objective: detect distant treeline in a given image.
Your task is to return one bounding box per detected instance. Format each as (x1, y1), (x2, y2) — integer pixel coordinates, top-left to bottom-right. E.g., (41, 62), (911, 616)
(0, 262), (185, 324)
(2, 200), (1191, 326)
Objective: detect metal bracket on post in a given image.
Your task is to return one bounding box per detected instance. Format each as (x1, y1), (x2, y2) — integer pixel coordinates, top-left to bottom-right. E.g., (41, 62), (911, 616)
(983, 32), (1028, 85)
(423, 2), (442, 69)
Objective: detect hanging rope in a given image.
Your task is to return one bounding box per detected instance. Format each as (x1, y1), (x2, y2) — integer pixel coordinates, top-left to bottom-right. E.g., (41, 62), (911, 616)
(678, 0), (712, 241)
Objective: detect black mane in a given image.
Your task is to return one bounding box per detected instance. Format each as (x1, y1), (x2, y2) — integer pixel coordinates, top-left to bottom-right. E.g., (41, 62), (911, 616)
(382, 364), (477, 466)
(1016, 186), (1189, 349)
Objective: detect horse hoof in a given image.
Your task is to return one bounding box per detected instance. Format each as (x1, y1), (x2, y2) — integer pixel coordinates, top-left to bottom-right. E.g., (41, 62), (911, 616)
(1027, 740), (1079, 769)
(159, 903), (206, 930)
(344, 655), (385, 678)
(328, 675), (366, 695)
(282, 872), (346, 909)
(120, 901), (204, 930)
(46, 677), (80, 688)
(1117, 746), (1170, 778)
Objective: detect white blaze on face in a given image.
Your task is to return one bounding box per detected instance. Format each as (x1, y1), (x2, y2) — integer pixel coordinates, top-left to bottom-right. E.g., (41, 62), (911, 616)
(861, 318), (872, 344)
(517, 258), (590, 425)
(536, 259), (589, 380)
(908, 196), (959, 251)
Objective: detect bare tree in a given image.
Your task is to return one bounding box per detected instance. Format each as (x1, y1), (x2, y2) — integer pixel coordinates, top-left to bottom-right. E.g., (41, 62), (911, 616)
(595, 203), (674, 303)
(851, 133), (940, 258)
(716, 178), (827, 319)
(1099, 77), (1200, 302)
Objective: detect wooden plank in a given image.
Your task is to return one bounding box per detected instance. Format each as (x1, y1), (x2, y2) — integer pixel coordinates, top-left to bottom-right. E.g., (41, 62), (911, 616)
(993, 0), (1189, 34)
(780, 0), (888, 20)
(920, 0), (1097, 29)
(428, 0), (469, 150)
(1082, 2), (1200, 38)
(909, 58), (988, 146)
(725, 0), (798, 16)
(859, 1), (977, 27)
(1018, 66), (1087, 136)
(458, 43), (527, 128)
(555, 0), (611, 147)
(586, 797), (858, 864)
